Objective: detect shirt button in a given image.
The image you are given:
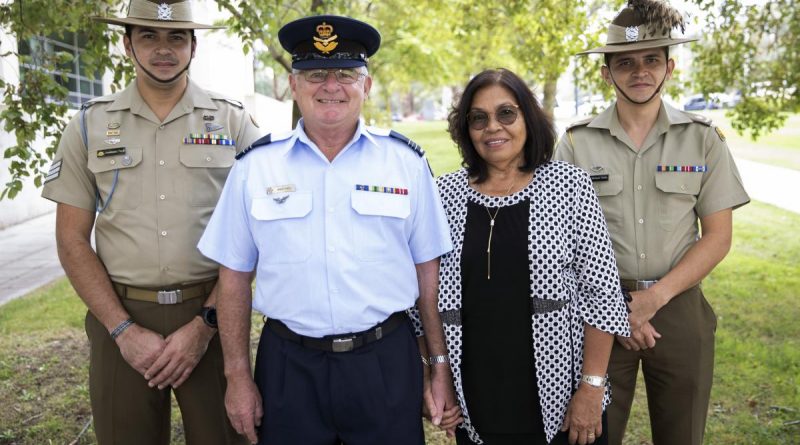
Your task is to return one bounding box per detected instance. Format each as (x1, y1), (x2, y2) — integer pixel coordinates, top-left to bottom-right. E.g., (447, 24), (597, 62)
(109, 159), (116, 165)
(328, 207), (334, 213)
(205, 156), (212, 162)
(159, 125), (165, 130)
(162, 266), (169, 271)
(637, 185), (643, 191)
(159, 194), (166, 200)
(159, 160), (165, 166)
(638, 218), (644, 224)
(680, 184), (687, 191)
(328, 246), (335, 252)
(161, 230), (167, 237)
(640, 253), (646, 259)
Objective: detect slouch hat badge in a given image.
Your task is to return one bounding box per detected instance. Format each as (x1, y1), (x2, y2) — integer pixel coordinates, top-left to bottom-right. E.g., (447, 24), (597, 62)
(313, 22), (338, 54)
(625, 26), (639, 41)
(156, 3), (173, 20)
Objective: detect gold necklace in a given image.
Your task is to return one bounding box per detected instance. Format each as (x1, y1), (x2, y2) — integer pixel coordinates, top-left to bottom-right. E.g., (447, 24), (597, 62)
(482, 177), (518, 280)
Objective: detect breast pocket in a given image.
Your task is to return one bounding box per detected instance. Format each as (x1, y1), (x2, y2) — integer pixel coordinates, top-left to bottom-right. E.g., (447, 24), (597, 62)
(179, 145), (236, 207)
(87, 146), (143, 210)
(655, 174), (701, 231)
(351, 190), (411, 261)
(250, 191), (312, 264)
(592, 174), (624, 226)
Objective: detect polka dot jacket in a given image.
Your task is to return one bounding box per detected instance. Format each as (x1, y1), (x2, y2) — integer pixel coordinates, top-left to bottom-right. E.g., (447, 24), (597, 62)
(410, 161), (631, 443)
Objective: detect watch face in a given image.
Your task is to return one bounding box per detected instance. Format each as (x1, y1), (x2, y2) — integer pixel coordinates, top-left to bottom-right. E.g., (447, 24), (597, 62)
(201, 307), (217, 328)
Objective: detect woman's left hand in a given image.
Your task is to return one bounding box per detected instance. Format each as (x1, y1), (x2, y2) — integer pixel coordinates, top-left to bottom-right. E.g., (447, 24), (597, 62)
(560, 383), (604, 445)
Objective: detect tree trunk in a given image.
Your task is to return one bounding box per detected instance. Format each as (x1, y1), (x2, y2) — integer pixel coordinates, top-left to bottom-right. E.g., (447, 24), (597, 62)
(542, 78), (557, 120)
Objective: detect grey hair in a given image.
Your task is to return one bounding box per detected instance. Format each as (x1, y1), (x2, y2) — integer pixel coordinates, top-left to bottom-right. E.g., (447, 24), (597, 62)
(291, 66), (369, 76)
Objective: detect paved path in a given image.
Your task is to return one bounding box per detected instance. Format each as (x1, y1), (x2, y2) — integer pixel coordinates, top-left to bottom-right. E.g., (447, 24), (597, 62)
(0, 211), (63, 306)
(0, 158), (798, 307)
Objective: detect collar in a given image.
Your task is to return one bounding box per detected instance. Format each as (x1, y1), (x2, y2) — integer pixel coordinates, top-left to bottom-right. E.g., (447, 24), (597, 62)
(588, 100), (691, 137)
(106, 79), (217, 114)
(290, 118), (369, 158)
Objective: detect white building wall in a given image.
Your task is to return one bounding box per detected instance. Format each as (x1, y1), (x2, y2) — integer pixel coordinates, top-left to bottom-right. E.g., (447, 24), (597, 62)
(0, 2), (292, 228)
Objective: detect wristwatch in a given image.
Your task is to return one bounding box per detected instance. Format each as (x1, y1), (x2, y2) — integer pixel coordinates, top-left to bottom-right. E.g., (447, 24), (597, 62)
(198, 306), (218, 329)
(581, 375), (607, 388)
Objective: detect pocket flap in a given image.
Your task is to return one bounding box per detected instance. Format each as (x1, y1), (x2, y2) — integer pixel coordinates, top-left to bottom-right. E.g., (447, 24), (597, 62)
(251, 191), (312, 221)
(351, 190), (410, 219)
(87, 146), (142, 174)
(180, 145), (235, 168)
(655, 174), (701, 195)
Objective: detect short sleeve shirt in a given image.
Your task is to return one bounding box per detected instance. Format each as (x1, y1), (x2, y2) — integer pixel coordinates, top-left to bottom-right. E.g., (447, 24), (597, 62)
(555, 101), (750, 279)
(41, 80), (262, 287)
(198, 120), (453, 337)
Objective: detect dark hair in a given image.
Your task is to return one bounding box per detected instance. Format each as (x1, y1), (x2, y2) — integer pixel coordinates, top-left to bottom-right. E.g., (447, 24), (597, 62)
(447, 68), (554, 183)
(604, 46), (669, 66)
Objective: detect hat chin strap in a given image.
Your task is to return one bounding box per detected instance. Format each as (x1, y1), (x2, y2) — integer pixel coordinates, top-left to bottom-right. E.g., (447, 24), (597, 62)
(608, 69), (668, 105)
(130, 41), (192, 85)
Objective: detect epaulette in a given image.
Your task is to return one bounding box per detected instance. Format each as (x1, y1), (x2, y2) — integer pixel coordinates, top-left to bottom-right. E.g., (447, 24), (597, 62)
(687, 113), (712, 127)
(565, 116), (594, 132)
(80, 95), (114, 110)
(215, 97), (244, 109)
(389, 130), (425, 157)
(235, 134), (271, 160)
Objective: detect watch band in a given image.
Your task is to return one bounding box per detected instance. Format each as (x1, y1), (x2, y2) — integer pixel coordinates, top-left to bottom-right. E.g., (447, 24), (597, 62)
(428, 354), (449, 365)
(581, 374), (607, 388)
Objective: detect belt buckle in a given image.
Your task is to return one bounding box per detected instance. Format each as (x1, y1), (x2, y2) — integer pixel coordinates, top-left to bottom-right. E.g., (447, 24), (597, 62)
(331, 337), (354, 352)
(637, 280), (658, 290)
(157, 289), (182, 304)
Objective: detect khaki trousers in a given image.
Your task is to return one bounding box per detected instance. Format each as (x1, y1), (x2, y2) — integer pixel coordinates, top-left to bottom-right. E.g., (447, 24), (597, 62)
(85, 294), (246, 445)
(607, 286), (716, 445)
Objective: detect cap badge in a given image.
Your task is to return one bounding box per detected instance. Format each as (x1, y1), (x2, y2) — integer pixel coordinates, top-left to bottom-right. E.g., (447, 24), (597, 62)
(313, 22), (338, 54)
(156, 3), (173, 21)
(625, 26), (639, 42)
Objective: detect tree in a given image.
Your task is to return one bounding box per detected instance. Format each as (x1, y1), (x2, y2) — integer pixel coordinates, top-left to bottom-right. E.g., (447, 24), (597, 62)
(0, 0), (131, 200)
(690, 0), (798, 139)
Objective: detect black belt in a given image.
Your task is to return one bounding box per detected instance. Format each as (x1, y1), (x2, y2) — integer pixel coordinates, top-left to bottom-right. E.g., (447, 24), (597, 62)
(266, 312), (408, 353)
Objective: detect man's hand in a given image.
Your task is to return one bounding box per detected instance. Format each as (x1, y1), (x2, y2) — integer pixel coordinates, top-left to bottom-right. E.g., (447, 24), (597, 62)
(429, 364), (462, 437)
(144, 317), (216, 389)
(115, 324), (166, 376)
(615, 321), (661, 351)
(561, 384), (604, 445)
(626, 288), (666, 331)
(225, 375), (263, 444)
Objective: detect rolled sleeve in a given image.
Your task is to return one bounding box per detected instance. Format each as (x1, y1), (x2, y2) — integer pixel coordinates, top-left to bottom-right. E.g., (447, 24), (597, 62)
(572, 171), (630, 336)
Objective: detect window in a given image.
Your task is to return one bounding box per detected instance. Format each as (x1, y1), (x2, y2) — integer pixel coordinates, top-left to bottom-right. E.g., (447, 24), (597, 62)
(18, 32), (103, 108)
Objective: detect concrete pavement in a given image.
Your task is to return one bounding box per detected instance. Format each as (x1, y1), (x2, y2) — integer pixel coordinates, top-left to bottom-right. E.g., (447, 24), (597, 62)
(0, 158), (798, 307)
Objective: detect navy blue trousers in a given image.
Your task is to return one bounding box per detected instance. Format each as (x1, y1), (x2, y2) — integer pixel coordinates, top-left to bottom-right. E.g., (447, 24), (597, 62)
(254, 319), (424, 445)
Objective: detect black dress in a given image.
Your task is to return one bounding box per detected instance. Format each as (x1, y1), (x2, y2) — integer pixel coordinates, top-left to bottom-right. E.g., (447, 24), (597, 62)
(459, 198), (548, 444)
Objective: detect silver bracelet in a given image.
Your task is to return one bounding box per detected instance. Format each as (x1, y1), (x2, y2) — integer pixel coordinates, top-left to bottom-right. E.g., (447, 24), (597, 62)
(428, 354), (449, 365)
(581, 375), (607, 388)
(421, 356), (430, 366)
(110, 318), (134, 340)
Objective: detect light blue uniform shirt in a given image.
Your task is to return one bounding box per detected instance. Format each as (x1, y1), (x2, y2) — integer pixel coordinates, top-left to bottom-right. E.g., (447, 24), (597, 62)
(199, 120), (453, 337)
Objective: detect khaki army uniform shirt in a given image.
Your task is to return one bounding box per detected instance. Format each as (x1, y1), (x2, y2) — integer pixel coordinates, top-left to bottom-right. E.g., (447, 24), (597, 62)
(555, 101), (749, 280)
(42, 80), (262, 287)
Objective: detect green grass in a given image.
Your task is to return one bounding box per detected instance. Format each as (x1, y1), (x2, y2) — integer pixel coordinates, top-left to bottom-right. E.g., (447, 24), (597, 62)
(1, 122), (798, 444)
(702, 110), (800, 171)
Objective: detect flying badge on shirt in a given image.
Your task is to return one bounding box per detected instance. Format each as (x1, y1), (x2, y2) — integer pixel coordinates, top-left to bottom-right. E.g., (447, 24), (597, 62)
(205, 122), (224, 132)
(273, 195), (290, 204)
(104, 138), (121, 145)
(107, 122), (121, 129)
(656, 165), (707, 172)
(266, 184), (296, 194)
(96, 147), (126, 157)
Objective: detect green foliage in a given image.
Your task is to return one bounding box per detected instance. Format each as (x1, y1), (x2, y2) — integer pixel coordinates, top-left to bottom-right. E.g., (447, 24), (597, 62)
(0, 0), (133, 201)
(691, 0), (799, 140)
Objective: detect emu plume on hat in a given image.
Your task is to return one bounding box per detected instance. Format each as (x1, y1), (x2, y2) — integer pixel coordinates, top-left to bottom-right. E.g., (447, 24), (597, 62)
(579, 0), (697, 54)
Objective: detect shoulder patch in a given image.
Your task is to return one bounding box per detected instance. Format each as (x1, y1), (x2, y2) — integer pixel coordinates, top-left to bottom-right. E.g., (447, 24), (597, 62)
(235, 134), (271, 160)
(388, 130), (425, 157)
(565, 116), (594, 131)
(687, 113), (712, 126)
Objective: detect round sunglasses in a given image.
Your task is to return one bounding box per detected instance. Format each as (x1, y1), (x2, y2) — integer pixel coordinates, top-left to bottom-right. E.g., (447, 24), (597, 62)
(466, 104), (520, 130)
